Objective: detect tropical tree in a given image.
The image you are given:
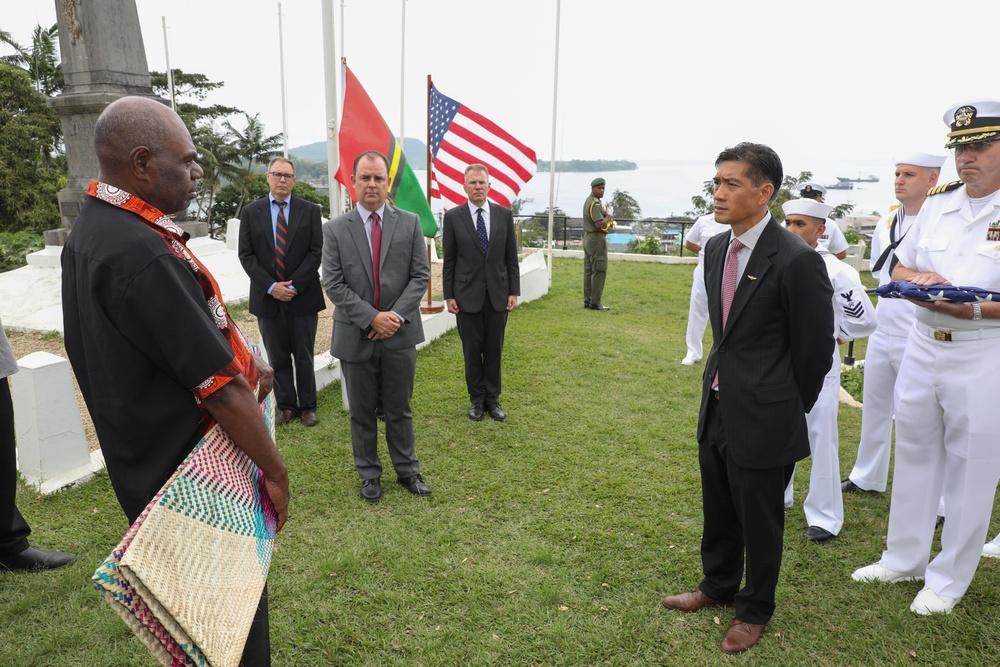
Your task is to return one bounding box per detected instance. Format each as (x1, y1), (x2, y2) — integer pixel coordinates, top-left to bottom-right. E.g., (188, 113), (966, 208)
(686, 179), (715, 218)
(191, 125), (241, 236)
(0, 24), (62, 96)
(223, 112), (282, 216)
(150, 69), (238, 129)
(608, 189), (641, 221)
(0, 64), (64, 235)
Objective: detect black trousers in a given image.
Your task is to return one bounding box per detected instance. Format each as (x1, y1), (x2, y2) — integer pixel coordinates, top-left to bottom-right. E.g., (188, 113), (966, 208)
(239, 584), (271, 667)
(455, 293), (508, 405)
(0, 377), (30, 554)
(258, 307), (319, 412)
(697, 396), (794, 625)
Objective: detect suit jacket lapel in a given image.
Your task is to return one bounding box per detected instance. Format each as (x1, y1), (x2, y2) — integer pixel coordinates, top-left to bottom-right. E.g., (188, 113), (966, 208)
(347, 208), (375, 289)
(379, 204), (398, 268)
(722, 217), (777, 339)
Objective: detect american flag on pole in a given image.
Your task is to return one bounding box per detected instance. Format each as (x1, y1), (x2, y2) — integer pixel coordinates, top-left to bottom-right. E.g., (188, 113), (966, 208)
(429, 83), (537, 208)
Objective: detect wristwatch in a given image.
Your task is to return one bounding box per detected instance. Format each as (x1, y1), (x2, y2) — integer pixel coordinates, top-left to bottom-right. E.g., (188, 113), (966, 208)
(972, 302), (983, 321)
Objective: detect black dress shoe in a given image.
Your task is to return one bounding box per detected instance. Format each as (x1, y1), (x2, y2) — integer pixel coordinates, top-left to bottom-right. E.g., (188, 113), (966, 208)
(485, 402), (506, 421)
(583, 301), (591, 309)
(275, 408), (296, 426)
(841, 479), (878, 494)
(468, 404), (484, 421)
(0, 546), (76, 572)
(803, 526), (835, 544)
(360, 478), (382, 503)
(587, 303), (611, 311)
(398, 474), (432, 496)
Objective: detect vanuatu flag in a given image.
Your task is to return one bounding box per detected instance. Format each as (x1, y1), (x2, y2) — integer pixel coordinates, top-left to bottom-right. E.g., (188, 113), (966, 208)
(337, 65), (437, 237)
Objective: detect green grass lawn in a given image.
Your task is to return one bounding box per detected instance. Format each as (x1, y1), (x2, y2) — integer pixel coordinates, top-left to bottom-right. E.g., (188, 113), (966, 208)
(4, 258), (1000, 666)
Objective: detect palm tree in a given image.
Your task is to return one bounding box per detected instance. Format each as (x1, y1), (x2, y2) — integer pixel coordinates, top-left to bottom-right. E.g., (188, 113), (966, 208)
(0, 24), (62, 96)
(192, 125), (242, 237)
(223, 112), (282, 216)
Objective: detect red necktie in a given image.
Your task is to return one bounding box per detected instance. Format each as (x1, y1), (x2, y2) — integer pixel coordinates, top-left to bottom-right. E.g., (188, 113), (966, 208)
(713, 237), (744, 390)
(275, 201), (288, 280)
(371, 211), (381, 308)
(722, 237), (744, 329)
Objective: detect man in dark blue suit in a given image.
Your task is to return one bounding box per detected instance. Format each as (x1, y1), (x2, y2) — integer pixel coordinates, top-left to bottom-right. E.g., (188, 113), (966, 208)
(239, 158), (325, 427)
(662, 143), (834, 654)
(442, 164), (520, 422)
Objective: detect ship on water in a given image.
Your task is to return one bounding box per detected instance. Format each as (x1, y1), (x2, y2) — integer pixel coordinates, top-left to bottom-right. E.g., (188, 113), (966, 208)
(836, 174), (879, 183)
(826, 181), (854, 190)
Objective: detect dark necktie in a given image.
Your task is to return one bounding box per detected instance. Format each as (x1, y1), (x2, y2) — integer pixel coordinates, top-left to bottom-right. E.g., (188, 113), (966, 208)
(371, 211), (382, 308)
(275, 201), (288, 280)
(713, 237), (744, 390)
(476, 207), (488, 256)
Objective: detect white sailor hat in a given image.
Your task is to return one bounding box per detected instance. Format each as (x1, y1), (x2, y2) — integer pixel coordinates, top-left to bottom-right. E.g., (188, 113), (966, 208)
(783, 199), (833, 220)
(894, 152), (947, 168)
(944, 100), (1000, 148)
(798, 181), (827, 198)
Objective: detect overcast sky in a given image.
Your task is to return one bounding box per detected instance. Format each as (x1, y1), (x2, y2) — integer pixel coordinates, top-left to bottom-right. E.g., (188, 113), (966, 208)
(6, 0), (994, 165)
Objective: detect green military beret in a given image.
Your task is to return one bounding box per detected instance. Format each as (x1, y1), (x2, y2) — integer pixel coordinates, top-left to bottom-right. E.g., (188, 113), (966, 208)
(591, 177), (606, 187)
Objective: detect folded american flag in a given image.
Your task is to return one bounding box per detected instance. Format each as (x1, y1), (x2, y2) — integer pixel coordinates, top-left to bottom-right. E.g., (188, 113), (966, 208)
(872, 281), (1000, 302)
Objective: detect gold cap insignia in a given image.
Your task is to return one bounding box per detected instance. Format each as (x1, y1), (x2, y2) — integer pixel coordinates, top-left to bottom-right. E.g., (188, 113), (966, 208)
(955, 106), (976, 128)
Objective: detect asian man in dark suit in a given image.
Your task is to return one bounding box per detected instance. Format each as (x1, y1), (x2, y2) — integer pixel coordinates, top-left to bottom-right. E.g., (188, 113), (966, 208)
(321, 150), (431, 503)
(661, 143), (834, 654)
(442, 164), (520, 422)
(239, 157), (325, 427)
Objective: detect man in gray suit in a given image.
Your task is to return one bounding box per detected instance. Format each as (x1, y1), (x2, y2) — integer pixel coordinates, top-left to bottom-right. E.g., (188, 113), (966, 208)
(442, 164), (520, 422)
(322, 150), (432, 503)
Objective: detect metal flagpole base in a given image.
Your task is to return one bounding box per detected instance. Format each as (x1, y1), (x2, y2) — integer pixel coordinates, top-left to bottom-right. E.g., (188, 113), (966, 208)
(420, 301), (445, 314)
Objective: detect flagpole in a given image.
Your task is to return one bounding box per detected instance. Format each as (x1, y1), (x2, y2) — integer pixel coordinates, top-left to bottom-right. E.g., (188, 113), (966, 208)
(399, 0), (406, 149)
(321, 0), (342, 215)
(546, 0), (562, 285)
(421, 73), (444, 315)
(278, 2), (289, 157)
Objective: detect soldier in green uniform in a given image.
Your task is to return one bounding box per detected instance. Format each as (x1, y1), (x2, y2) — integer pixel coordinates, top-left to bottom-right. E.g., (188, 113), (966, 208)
(583, 177), (613, 310)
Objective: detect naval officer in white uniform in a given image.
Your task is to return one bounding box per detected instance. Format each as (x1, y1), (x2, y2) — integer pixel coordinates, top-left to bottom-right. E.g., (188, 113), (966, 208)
(681, 213), (728, 365)
(842, 153), (944, 494)
(781, 199), (877, 543)
(853, 99), (1000, 615)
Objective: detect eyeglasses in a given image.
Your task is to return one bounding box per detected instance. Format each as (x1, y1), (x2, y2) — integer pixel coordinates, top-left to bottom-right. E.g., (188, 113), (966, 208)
(268, 171), (296, 180)
(951, 140), (998, 156)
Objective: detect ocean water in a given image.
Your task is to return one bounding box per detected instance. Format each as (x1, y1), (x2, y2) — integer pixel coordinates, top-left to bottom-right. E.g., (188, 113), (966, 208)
(418, 157), (960, 221)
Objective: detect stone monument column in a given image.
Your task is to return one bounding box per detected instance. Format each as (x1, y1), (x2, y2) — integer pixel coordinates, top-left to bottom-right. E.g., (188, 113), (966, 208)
(46, 0), (154, 244)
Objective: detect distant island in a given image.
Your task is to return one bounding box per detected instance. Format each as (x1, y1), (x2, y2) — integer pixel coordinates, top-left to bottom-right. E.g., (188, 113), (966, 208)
(289, 140), (637, 175)
(536, 159), (637, 173)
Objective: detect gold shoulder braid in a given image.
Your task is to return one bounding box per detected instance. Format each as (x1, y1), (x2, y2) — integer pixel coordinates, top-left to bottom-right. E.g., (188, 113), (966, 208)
(927, 181), (963, 196)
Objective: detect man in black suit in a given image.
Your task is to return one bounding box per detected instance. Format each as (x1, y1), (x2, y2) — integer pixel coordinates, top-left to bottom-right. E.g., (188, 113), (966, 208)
(662, 143), (834, 654)
(239, 158), (325, 427)
(443, 164), (520, 422)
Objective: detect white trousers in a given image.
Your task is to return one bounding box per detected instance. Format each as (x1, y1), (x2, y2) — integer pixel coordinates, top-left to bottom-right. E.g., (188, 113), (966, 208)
(684, 263), (709, 360)
(784, 368), (844, 534)
(848, 330), (907, 492)
(879, 330), (1000, 599)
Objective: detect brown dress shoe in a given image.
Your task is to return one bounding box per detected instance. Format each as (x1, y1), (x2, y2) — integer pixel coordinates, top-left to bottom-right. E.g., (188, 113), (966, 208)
(275, 408), (295, 426)
(300, 410), (319, 427)
(721, 619), (765, 654)
(661, 589), (731, 612)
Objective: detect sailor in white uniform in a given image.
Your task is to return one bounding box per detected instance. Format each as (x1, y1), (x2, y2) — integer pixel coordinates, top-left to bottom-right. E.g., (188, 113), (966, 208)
(799, 182), (849, 260)
(852, 99), (1000, 615)
(781, 199), (877, 543)
(842, 153), (944, 494)
(681, 213), (728, 365)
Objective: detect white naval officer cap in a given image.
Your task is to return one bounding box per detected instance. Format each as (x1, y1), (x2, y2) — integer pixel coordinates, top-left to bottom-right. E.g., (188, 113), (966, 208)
(943, 100), (1000, 148)
(782, 198), (833, 220)
(894, 152), (947, 168)
(798, 181), (827, 196)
